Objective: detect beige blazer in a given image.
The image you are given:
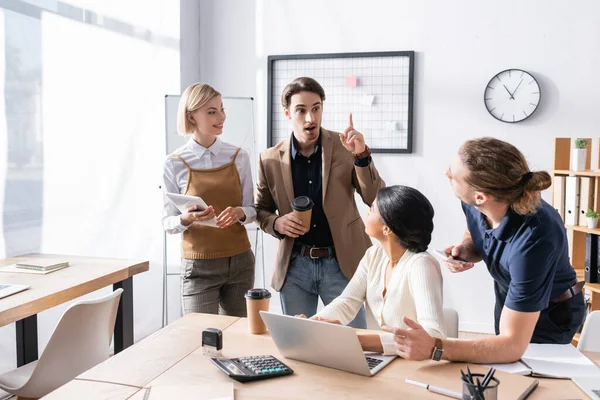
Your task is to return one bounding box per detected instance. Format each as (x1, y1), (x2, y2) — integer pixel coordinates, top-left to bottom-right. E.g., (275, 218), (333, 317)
(255, 128), (385, 291)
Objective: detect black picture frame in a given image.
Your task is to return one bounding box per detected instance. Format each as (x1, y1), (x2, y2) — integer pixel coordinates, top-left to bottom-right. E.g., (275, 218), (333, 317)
(267, 51), (415, 154)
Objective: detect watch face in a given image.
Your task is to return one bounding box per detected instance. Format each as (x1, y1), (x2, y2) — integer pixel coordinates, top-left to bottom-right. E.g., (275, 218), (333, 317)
(433, 348), (443, 361)
(484, 69), (540, 123)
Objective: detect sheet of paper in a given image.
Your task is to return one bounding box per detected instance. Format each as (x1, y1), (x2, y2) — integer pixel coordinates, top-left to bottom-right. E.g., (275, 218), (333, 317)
(143, 381), (233, 400)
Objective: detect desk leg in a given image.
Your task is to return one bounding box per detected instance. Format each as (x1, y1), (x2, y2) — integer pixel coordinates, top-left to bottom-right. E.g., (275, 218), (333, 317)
(113, 277), (133, 353)
(16, 315), (38, 367)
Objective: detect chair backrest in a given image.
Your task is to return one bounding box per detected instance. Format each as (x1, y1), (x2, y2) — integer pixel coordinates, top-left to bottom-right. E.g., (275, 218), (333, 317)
(578, 310), (600, 352)
(443, 308), (459, 338)
(23, 289), (123, 397)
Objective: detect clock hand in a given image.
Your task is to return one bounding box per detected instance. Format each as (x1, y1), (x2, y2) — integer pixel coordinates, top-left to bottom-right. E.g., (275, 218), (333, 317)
(502, 84), (515, 100)
(511, 79), (524, 97)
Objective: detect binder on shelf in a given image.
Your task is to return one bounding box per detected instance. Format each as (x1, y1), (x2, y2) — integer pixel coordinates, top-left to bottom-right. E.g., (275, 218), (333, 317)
(565, 176), (580, 226)
(553, 176), (566, 222)
(585, 234), (598, 284)
(578, 177), (594, 226)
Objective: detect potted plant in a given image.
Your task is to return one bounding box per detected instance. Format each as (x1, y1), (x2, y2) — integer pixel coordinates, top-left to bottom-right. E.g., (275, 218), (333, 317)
(571, 138), (590, 171)
(585, 208), (599, 229)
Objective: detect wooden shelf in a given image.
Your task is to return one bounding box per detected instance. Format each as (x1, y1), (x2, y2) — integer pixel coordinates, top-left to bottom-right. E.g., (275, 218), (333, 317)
(565, 225), (600, 235)
(553, 169), (600, 177)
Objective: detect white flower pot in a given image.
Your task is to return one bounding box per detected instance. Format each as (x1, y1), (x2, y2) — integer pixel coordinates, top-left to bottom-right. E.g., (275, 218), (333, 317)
(571, 148), (587, 171)
(587, 217), (598, 229)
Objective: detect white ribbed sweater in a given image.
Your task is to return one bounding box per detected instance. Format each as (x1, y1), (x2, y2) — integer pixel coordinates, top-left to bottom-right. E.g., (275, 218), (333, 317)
(315, 244), (446, 355)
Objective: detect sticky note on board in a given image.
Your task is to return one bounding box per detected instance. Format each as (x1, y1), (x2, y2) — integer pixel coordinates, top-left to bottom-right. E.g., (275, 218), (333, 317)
(386, 121), (401, 131)
(346, 76), (358, 87)
(361, 94), (375, 106)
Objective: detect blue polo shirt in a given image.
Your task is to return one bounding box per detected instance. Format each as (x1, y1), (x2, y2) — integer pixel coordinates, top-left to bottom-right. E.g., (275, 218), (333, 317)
(463, 199), (576, 314)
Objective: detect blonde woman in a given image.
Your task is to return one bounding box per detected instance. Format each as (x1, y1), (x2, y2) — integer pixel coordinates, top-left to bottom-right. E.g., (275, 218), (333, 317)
(162, 83), (255, 317)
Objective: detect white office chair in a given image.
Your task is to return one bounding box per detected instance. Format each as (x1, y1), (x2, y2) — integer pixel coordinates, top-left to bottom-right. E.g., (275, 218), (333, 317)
(365, 304), (459, 339)
(578, 310), (600, 353)
(0, 289), (123, 398)
(443, 308), (459, 338)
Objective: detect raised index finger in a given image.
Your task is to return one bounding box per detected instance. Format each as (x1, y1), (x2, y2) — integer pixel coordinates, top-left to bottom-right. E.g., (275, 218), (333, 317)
(348, 112), (354, 128)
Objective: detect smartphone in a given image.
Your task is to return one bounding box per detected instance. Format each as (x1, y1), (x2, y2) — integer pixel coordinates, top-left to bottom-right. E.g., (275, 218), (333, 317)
(433, 249), (471, 265)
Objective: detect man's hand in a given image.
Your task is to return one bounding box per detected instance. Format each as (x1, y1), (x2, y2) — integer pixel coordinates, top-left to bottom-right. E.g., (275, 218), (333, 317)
(442, 245), (475, 273)
(382, 317), (436, 361)
(274, 213), (306, 238)
(180, 205), (216, 226)
(339, 113), (366, 154)
(216, 206), (246, 229)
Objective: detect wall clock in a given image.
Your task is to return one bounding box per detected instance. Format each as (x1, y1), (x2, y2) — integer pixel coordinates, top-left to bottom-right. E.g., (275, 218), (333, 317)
(484, 69), (541, 123)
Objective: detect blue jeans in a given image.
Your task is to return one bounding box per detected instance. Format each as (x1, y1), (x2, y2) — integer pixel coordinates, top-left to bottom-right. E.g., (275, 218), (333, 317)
(279, 251), (366, 329)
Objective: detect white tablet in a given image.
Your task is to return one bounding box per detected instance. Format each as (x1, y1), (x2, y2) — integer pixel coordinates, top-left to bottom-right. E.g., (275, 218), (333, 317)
(165, 193), (219, 228)
(166, 192), (209, 213)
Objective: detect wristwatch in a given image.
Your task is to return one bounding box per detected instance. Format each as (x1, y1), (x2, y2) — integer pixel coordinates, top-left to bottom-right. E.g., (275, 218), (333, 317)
(431, 338), (444, 361)
(353, 145), (371, 160)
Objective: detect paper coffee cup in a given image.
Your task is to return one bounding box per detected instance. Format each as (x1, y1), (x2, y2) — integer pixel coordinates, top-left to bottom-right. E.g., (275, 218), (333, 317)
(245, 288), (271, 334)
(291, 196), (314, 234)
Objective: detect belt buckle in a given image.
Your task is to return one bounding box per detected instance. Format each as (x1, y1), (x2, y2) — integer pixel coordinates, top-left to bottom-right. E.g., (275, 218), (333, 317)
(309, 247), (321, 259)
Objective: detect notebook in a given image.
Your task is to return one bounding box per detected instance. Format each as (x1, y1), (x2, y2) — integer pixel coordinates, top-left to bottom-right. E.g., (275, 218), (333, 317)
(15, 259), (69, 272)
(486, 343), (600, 379)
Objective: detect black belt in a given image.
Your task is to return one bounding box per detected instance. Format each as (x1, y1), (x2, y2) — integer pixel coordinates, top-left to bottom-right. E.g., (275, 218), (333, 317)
(551, 281), (585, 304)
(293, 243), (336, 259)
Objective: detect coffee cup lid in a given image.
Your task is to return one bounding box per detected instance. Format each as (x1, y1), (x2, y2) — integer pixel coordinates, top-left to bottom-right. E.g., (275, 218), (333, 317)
(245, 288), (271, 300)
(292, 196), (314, 212)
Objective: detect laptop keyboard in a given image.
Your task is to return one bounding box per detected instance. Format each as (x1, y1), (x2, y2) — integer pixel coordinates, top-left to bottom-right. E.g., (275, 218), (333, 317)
(366, 356), (384, 370)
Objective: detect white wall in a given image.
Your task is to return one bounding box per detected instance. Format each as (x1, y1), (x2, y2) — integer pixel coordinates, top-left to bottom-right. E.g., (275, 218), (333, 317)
(195, 0), (600, 333)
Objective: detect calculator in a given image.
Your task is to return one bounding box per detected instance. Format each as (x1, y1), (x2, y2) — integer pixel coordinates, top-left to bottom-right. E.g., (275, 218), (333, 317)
(210, 355), (294, 383)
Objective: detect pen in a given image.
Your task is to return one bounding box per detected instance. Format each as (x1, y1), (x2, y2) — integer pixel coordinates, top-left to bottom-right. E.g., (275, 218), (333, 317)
(405, 378), (462, 399)
(517, 380), (539, 400)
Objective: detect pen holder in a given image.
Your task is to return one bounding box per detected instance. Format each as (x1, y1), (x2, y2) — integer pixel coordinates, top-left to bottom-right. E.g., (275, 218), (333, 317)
(462, 373), (500, 400)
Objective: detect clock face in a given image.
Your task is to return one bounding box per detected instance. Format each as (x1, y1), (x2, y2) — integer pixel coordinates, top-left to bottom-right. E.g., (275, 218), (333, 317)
(484, 69), (541, 123)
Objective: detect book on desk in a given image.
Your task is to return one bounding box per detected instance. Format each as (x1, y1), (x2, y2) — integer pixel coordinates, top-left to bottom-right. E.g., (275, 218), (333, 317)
(15, 259), (69, 272)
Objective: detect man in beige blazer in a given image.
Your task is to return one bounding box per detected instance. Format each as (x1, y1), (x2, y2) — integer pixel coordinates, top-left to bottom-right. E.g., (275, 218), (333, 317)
(256, 77), (385, 328)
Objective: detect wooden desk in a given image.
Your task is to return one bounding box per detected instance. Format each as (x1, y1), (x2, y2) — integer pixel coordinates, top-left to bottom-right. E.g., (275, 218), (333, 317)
(45, 314), (599, 399)
(77, 313), (239, 387)
(0, 253), (148, 366)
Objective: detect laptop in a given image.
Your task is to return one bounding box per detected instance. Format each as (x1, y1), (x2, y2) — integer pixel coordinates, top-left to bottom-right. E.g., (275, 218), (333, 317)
(259, 311), (397, 376)
(573, 377), (600, 400)
(0, 284), (30, 299)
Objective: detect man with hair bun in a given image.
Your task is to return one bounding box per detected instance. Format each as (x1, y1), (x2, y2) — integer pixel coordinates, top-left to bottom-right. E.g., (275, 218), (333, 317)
(382, 137), (585, 364)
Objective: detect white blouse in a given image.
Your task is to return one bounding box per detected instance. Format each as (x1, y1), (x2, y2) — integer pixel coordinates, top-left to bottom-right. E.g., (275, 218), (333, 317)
(315, 244), (446, 355)
(162, 137), (256, 234)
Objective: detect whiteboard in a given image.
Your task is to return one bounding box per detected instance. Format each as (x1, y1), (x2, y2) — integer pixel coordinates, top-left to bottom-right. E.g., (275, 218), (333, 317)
(268, 51), (414, 153)
(164, 95), (256, 180)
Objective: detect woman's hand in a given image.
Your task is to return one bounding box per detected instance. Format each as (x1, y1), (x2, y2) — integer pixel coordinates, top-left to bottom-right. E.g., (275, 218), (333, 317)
(217, 206), (246, 228)
(311, 316), (342, 325)
(180, 205), (216, 226)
